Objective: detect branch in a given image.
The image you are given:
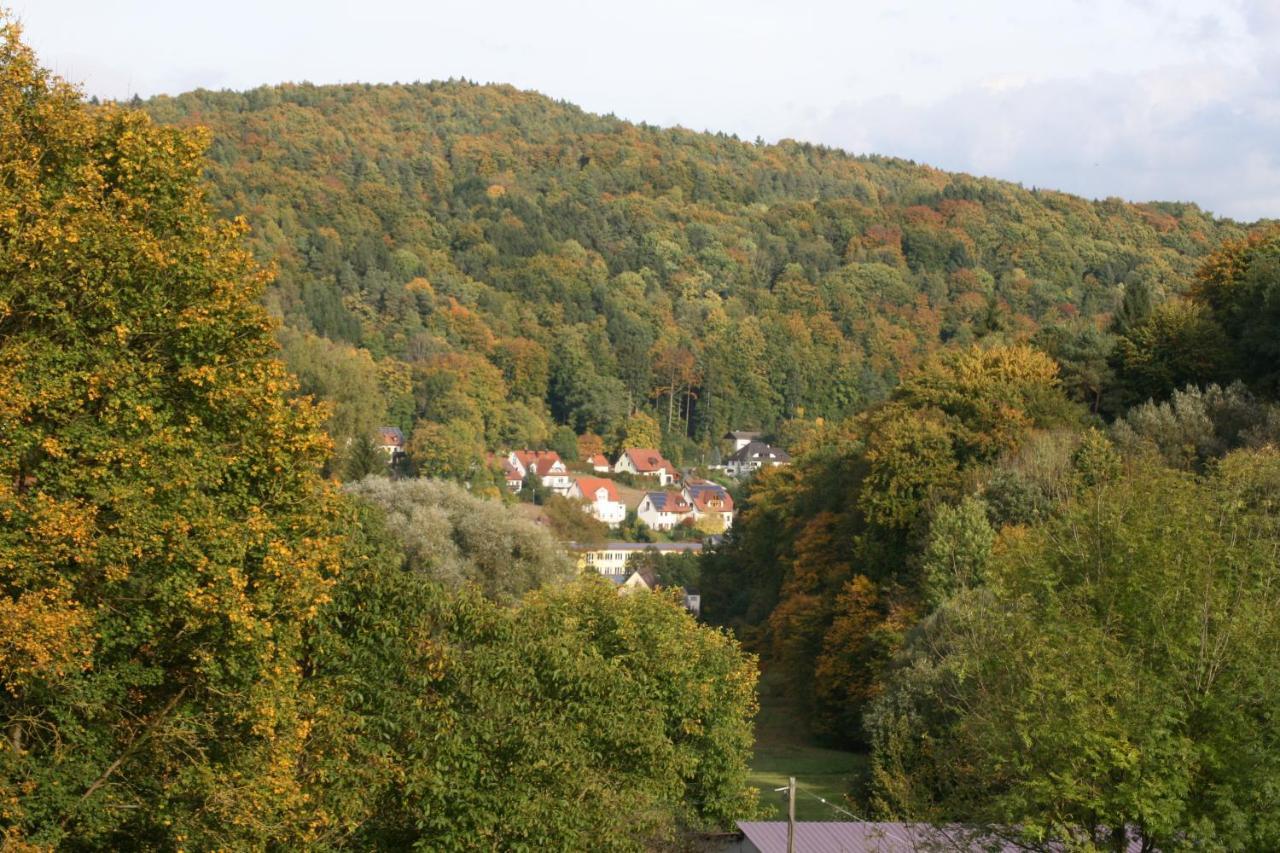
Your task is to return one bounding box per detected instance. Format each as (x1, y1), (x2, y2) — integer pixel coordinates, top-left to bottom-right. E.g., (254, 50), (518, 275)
(69, 685), (189, 814)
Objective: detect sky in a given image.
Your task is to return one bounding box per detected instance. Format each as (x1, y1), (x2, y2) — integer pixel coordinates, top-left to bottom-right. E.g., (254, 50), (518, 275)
(13, 0), (1280, 221)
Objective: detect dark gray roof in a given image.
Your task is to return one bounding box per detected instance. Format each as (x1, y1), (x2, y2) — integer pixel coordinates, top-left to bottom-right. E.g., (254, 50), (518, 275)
(725, 440), (791, 464)
(569, 541), (703, 553)
(644, 491), (691, 513)
(736, 822), (1148, 852)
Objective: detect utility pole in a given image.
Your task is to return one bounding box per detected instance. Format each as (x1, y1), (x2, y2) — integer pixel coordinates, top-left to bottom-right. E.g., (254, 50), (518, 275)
(787, 776), (796, 853)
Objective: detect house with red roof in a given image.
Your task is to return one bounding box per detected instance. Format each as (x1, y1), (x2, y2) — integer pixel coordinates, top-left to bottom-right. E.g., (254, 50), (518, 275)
(682, 479), (735, 530)
(613, 448), (678, 486)
(637, 491), (694, 531)
(588, 453), (611, 473)
(507, 450), (573, 494)
(567, 476), (626, 526)
(376, 426), (405, 459)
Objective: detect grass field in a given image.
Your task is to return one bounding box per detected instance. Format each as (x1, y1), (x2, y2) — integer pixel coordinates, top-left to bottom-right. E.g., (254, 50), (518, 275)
(747, 671), (870, 821)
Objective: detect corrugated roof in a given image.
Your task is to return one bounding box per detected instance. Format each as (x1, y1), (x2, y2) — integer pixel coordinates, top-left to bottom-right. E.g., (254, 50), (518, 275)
(736, 822), (1148, 852)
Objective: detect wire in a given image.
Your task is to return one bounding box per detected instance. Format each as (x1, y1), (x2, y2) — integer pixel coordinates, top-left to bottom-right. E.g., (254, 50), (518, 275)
(792, 783), (864, 822)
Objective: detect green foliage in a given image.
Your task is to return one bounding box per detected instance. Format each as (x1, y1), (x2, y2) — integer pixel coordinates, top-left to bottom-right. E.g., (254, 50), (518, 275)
(1111, 299), (1233, 406)
(920, 496), (994, 607)
(406, 417), (485, 481)
(1192, 228), (1280, 395)
(1112, 381), (1280, 471)
(341, 432), (389, 481)
(541, 493), (609, 545)
(138, 80), (1244, 460)
(705, 346), (1078, 744)
(868, 451), (1280, 849)
(344, 477), (574, 602)
(0, 24), (344, 846)
(303, 509), (760, 850)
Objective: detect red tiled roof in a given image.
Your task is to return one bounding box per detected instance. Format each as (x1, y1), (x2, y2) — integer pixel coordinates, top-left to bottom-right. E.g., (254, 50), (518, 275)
(574, 476), (620, 503)
(625, 448), (668, 473)
(513, 449), (564, 476)
(686, 482), (734, 512)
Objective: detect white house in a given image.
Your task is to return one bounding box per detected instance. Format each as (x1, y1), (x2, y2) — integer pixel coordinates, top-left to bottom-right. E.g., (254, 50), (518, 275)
(508, 449), (573, 494)
(500, 460), (524, 492)
(682, 480), (735, 530)
(568, 476), (626, 527)
(588, 453), (611, 473)
(636, 491), (694, 531)
(376, 426), (405, 459)
(723, 440), (791, 479)
(724, 430), (762, 453)
(614, 448), (679, 486)
(574, 541), (703, 580)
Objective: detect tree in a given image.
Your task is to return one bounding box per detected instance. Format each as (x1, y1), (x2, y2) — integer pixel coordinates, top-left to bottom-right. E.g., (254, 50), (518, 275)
(1192, 228), (1280, 395)
(406, 418), (485, 481)
(344, 477), (573, 601)
(342, 432), (389, 481)
(867, 450), (1280, 850)
(302, 507), (760, 850)
(577, 431), (605, 461)
(621, 411), (662, 452)
(919, 496), (994, 607)
(0, 23), (343, 846)
(550, 424), (579, 461)
(1111, 299), (1233, 406)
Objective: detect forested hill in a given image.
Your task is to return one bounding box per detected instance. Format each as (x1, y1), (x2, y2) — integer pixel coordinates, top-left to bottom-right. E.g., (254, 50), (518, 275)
(142, 81), (1250, 467)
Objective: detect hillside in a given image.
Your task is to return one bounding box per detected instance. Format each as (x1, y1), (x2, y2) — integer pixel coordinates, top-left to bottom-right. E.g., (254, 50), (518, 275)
(142, 81), (1250, 469)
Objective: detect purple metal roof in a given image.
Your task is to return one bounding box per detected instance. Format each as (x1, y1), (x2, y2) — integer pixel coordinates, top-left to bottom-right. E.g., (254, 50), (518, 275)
(736, 822), (1148, 852)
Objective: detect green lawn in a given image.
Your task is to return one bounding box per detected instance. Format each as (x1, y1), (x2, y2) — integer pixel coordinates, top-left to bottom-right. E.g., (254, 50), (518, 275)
(747, 671), (870, 821)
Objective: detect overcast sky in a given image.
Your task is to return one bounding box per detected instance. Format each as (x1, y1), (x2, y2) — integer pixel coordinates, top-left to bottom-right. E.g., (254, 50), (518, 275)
(13, 0), (1280, 220)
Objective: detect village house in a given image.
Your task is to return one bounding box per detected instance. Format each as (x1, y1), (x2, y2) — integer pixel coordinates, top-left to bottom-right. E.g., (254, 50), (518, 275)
(571, 541), (704, 614)
(507, 449), (573, 494)
(587, 453), (611, 473)
(376, 426), (405, 460)
(500, 460), (524, 492)
(573, 540), (703, 578)
(611, 445), (680, 484)
(682, 480), (735, 530)
(723, 439), (791, 479)
(614, 448), (679, 486)
(724, 430), (762, 453)
(637, 491), (694, 531)
(567, 476), (626, 527)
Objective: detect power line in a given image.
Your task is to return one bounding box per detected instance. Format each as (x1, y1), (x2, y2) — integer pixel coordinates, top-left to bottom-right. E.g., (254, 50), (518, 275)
(792, 782), (864, 822)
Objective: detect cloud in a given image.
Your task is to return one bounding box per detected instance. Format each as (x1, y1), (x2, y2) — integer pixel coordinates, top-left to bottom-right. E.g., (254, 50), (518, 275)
(813, 61), (1280, 221)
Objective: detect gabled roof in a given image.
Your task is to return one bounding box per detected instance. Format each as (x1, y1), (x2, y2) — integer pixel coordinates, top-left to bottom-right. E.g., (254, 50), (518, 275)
(724, 430), (762, 440)
(623, 448), (669, 473)
(588, 453), (609, 468)
(725, 440), (791, 465)
(685, 482), (734, 512)
(625, 567), (659, 590)
(644, 491), (692, 514)
(514, 449), (565, 476)
(573, 476), (620, 503)
(377, 426), (405, 445)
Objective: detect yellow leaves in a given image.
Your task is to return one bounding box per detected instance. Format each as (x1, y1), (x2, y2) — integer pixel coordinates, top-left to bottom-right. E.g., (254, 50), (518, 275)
(0, 585), (94, 697)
